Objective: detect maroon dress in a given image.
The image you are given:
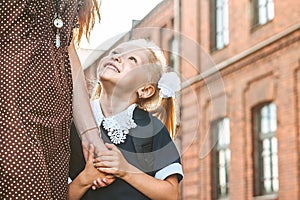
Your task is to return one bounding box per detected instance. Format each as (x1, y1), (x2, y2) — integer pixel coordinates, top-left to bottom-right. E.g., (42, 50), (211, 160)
(0, 0), (80, 199)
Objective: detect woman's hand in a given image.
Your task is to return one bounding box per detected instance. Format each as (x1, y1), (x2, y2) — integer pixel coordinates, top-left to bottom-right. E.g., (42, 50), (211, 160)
(93, 143), (132, 178)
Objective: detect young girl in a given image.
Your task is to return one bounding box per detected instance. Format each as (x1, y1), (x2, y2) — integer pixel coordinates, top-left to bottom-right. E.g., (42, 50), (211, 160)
(69, 39), (183, 200)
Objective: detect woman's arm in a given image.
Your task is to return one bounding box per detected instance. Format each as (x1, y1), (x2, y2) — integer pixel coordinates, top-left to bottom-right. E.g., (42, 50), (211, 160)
(95, 143), (179, 200)
(68, 38), (115, 188)
(68, 38), (107, 155)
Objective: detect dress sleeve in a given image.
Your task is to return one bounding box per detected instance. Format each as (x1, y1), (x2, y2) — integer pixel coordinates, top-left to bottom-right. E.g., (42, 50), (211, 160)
(152, 118), (184, 182)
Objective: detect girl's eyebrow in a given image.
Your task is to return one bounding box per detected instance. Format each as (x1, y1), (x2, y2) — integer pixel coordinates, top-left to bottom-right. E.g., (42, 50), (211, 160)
(110, 50), (118, 54)
(110, 47), (121, 54)
(110, 47), (126, 54)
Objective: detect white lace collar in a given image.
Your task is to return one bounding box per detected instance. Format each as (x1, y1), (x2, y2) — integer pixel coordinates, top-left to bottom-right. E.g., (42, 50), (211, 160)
(91, 99), (137, 144)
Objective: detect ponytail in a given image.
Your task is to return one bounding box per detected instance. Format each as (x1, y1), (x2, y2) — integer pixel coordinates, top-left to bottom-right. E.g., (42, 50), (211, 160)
(157, 97), (176, 140)
(91, 82), (101, 100)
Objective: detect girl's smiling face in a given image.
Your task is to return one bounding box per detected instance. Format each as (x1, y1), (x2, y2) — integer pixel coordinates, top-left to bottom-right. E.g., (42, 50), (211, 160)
(98, 42), (153, 92)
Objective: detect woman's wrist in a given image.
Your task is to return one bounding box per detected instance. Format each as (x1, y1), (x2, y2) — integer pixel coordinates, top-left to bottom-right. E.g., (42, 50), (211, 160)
(81, 128), (107, 153)
(80, 126), (99, 136)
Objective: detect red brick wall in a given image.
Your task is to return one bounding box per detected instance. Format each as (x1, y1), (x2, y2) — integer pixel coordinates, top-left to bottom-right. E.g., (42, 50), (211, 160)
(297, 62), (300, 197)
(180, 0), (300, 199)
(181, 31), (300, 200)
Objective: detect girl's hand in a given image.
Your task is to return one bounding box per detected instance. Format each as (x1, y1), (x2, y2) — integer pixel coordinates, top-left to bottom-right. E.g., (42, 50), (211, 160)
(93, 143), (132, 178)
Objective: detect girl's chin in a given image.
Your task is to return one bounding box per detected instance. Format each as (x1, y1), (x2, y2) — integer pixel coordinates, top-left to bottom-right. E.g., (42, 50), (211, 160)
(99, 71), (117, 80)
(99, 76), (117, 85)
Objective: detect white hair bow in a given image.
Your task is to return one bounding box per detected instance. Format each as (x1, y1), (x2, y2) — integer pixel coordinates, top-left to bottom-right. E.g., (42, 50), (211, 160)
(158, 72), (181, 98)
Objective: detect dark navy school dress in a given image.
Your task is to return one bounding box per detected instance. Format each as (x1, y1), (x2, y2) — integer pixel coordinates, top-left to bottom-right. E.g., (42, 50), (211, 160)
(69, 106), (183, 200)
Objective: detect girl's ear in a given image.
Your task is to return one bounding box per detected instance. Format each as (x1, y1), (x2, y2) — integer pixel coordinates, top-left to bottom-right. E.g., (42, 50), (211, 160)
(137, 85), (156, 99)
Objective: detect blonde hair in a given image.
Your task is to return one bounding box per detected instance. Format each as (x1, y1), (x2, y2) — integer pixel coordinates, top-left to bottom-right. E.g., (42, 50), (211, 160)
(92, 39), (177, 139)
(75, 0), (101, 44)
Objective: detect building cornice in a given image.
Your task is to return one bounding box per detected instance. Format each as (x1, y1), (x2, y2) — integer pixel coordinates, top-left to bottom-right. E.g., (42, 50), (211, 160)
(182, 23), (300, 89)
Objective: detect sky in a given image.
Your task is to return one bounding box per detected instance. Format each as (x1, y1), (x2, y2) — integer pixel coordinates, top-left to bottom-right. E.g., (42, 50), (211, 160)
(79, 0), (163, 50)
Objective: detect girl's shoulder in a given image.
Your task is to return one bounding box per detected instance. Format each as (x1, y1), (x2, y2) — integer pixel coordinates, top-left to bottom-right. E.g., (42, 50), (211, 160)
(133, 107), (169, 135)
(133, 107), (166, 129)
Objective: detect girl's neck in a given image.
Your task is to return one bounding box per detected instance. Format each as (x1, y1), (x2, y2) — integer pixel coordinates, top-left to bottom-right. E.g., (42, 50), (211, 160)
(99, 90), (136, 117)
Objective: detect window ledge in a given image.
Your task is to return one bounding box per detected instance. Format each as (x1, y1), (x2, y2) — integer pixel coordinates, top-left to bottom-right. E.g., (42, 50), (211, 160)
(253, 194), (277, 200)
(250, 19), (274, 33)
(218, 197), (229, 200)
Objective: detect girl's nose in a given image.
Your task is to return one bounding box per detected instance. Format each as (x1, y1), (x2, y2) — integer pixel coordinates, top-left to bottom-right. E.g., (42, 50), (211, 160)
(112, 55), (121, 63)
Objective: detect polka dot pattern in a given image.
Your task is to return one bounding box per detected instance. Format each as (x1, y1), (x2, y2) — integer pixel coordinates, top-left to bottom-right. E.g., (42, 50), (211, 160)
(0, 0), (80, 199)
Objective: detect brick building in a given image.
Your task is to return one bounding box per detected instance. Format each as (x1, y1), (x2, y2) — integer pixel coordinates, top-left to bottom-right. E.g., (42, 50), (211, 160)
(178, 0), (300, 200)
(81, 0), (300, 199)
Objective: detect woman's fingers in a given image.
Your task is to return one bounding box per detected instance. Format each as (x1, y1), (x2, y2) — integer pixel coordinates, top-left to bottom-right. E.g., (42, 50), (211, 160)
(87, 144), (95, 162)
(82, 142), (89, 161)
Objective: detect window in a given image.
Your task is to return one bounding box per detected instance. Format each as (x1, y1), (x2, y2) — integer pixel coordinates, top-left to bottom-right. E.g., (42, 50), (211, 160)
(251, 0), (275, 27)
(212, 118), (230, 199)
(169, 36), (179, 71)
(210, 0), (229, 51)
(253, 103), (279, 196)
